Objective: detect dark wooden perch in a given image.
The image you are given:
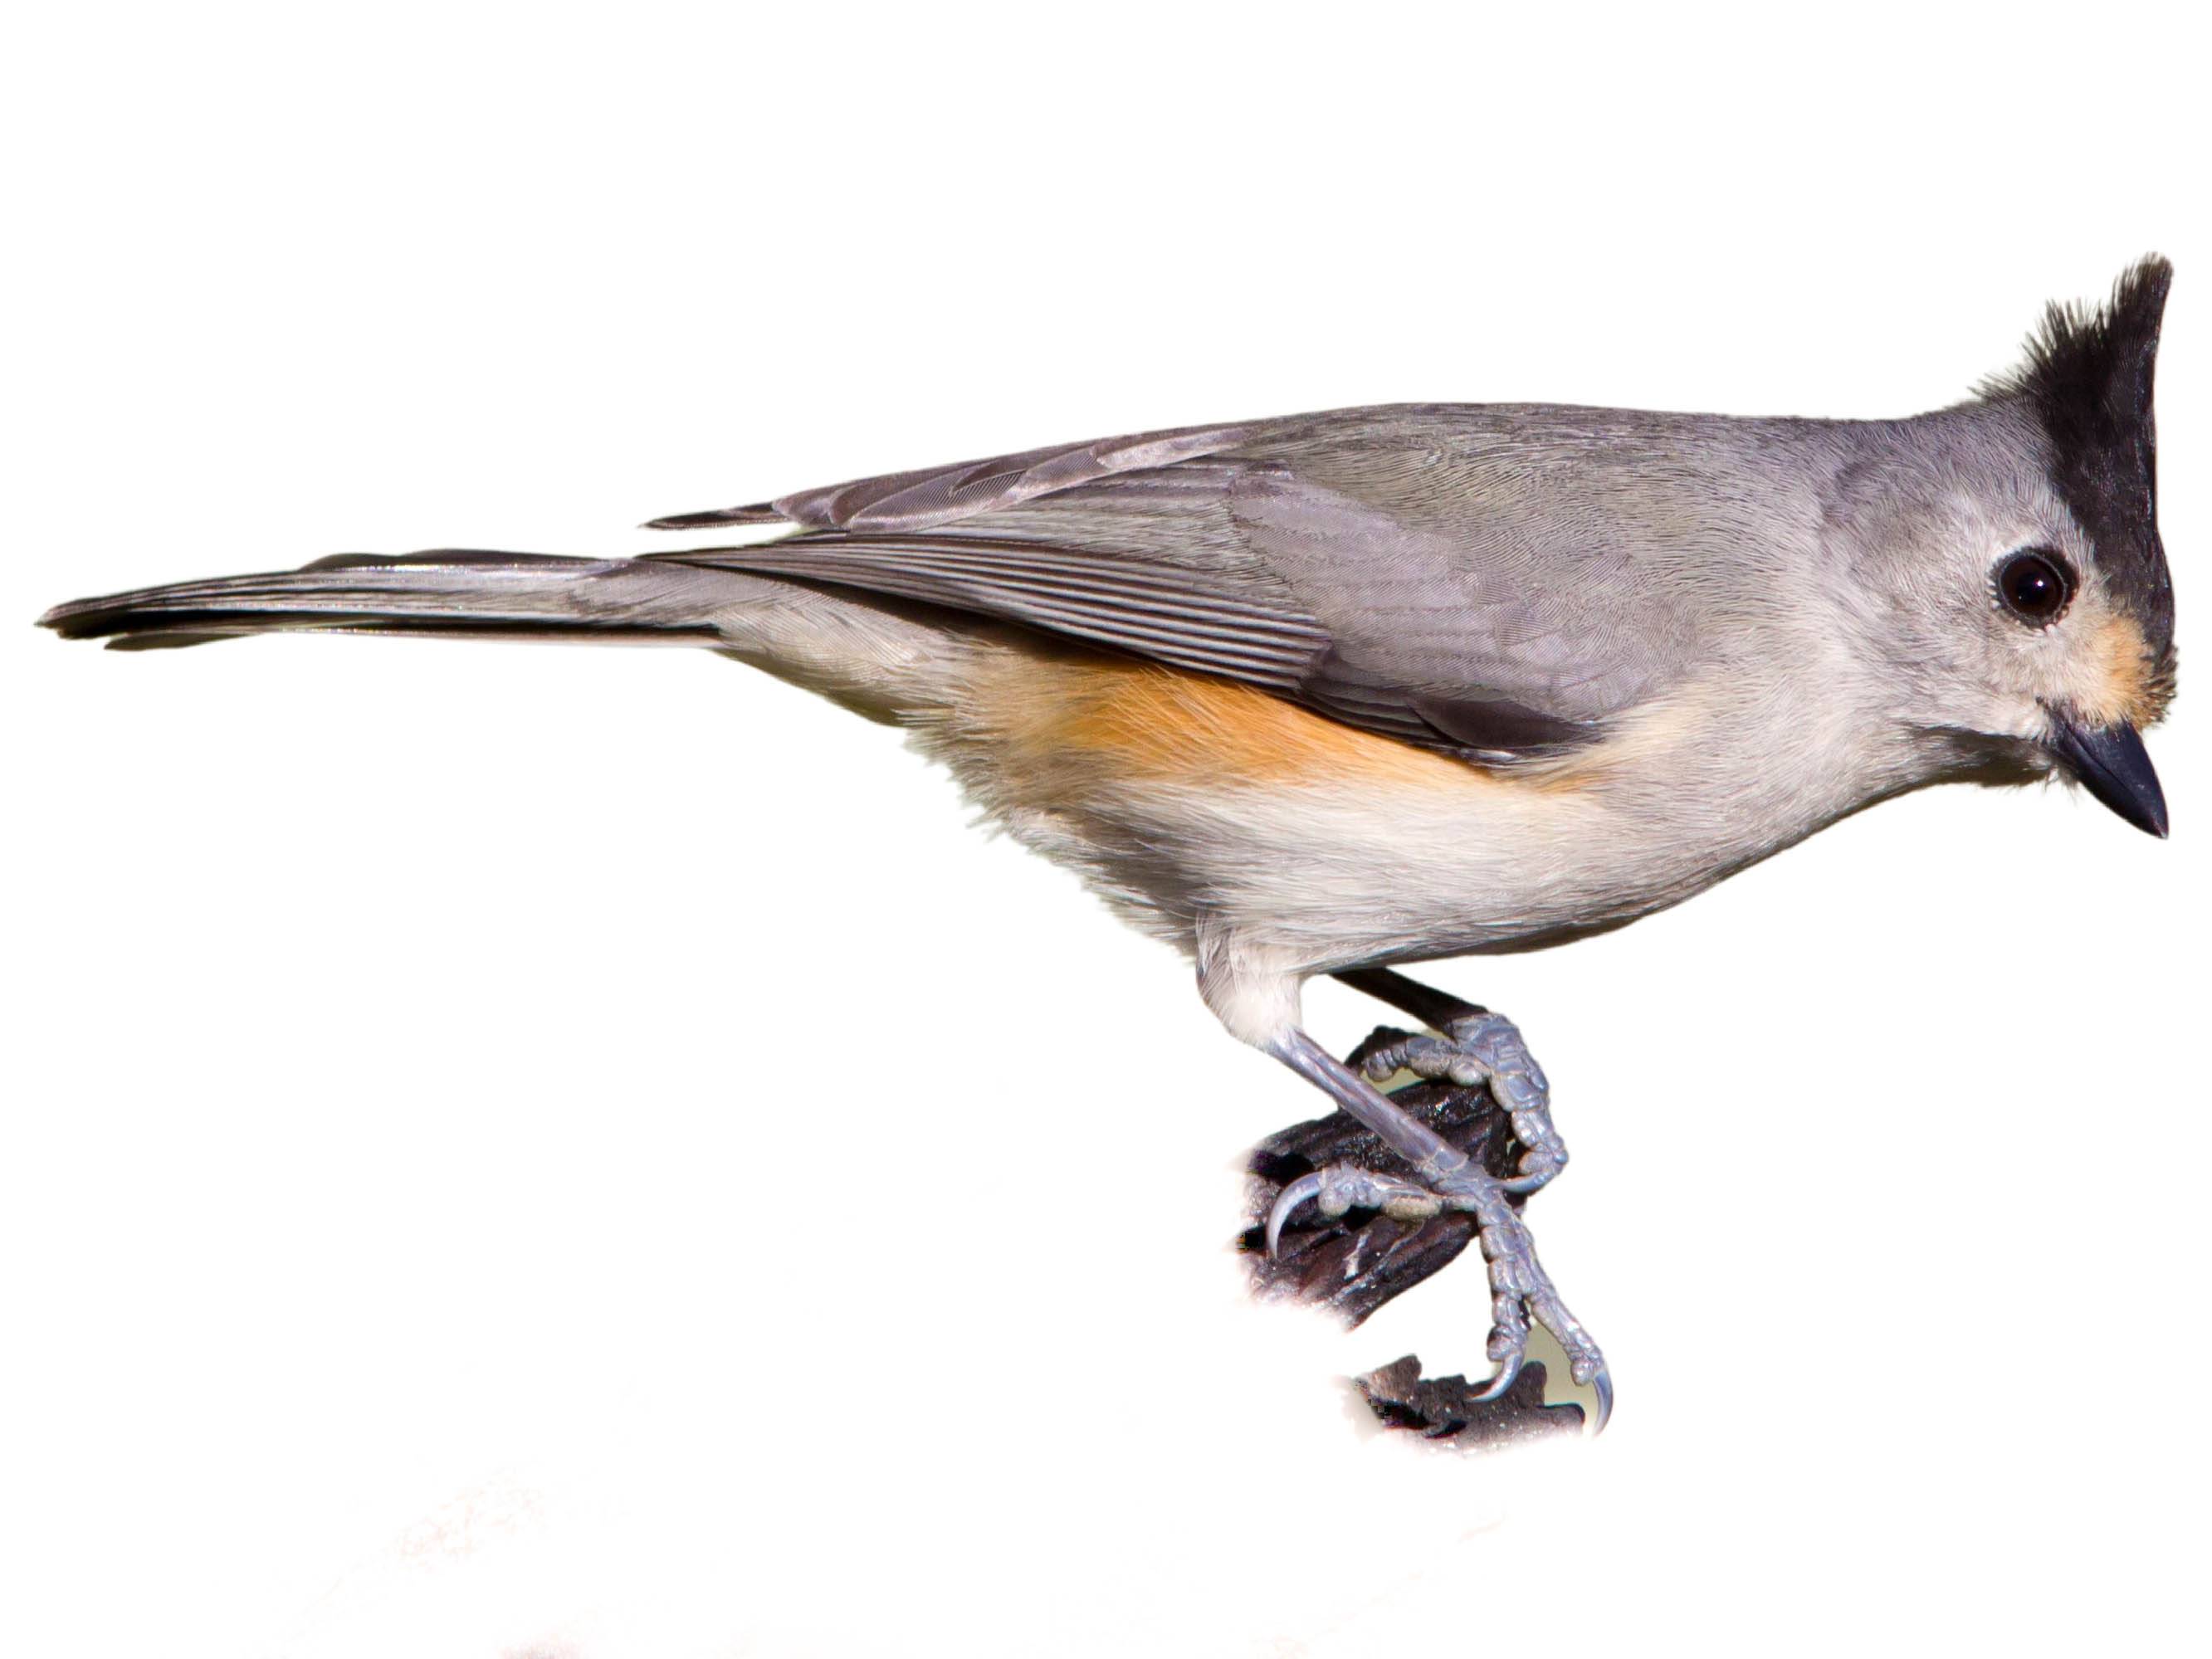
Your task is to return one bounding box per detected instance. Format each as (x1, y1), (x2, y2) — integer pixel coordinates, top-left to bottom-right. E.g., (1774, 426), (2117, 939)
(1238, 1028), (1590, 1447)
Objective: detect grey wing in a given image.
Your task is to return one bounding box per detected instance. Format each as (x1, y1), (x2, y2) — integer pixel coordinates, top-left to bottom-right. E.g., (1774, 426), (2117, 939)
(645, 407), (1694, 759)
(642, 420), (1264, 534)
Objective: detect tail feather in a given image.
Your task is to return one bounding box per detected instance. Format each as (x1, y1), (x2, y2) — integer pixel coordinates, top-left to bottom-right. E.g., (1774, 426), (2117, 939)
(39, 544), (988, 726)
(39, 549), (729, 651)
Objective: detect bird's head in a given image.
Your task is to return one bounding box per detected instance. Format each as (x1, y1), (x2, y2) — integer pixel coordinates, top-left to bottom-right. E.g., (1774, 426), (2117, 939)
(1824, 256), (2175, 836)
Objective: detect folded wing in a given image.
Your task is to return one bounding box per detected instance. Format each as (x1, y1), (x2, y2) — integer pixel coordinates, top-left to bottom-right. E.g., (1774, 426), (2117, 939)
(647, 407), (1697, 761)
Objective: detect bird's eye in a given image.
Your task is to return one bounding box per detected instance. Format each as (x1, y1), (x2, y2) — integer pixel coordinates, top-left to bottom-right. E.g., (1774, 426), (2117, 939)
(1994, 548), (2074, 627)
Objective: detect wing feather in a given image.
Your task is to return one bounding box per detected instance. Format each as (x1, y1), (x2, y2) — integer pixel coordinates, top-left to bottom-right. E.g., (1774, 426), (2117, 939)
(659, 533), (1330, 689)
(645, 405), (1721, 760)
(645, 422), (1261, 533)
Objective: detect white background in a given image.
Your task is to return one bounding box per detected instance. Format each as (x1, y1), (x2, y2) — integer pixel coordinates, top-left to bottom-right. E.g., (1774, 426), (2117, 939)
(4, 4), (2206, 1655)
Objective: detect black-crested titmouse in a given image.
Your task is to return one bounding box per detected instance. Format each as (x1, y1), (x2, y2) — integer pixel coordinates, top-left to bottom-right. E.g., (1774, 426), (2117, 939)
(40, 259), (2180, 1425)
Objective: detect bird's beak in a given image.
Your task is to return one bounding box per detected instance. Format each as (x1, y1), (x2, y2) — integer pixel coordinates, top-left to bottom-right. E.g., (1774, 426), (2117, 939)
(2043, 706), (2170, 838)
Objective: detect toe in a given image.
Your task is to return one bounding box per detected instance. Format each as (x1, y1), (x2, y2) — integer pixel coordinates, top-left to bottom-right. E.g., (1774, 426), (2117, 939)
(1264, 1172), (1324, 1258)
(1585, 1369), (1614, 1436)
(1472, 1348), (1526, 1403)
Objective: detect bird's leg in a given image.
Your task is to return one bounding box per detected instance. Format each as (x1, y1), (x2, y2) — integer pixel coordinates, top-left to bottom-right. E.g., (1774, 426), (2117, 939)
(1194, 931), (1607, 1422)
(1257, 973), (1605, 1425)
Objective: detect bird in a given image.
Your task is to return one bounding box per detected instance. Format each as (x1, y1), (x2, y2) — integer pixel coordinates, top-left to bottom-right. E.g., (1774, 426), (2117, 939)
(39, 259), (2179, 1431)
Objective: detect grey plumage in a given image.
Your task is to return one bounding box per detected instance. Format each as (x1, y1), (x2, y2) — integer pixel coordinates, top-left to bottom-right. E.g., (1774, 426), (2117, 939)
(46, 549), (725, 651)
(655, 405), (1826, 758)
(38, 260), (2180, 1419)
(39, 263), (2180, 954)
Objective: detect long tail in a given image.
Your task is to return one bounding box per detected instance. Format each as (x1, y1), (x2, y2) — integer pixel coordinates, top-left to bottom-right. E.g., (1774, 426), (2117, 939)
(38, 547), (982, 725)
(37, 549), (730, 651)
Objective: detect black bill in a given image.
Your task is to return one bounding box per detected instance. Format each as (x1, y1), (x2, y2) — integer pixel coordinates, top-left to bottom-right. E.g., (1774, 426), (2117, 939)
(2045, 710), (2170, 838)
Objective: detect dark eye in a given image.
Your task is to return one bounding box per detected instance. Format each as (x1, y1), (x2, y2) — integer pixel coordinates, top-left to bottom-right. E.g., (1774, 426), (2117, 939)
(1994, 548), (2074, 626)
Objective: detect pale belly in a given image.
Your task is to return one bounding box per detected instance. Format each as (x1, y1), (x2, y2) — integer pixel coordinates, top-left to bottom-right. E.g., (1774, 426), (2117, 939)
(917, 647), (1810, 976)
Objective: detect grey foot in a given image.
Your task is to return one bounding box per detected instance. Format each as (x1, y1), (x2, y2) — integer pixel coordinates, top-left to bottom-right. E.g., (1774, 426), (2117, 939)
(1277, 1007), (1606, 1428)
(1355, 1012), (1567, 1194)
(1267, 1159), (1610, 1431)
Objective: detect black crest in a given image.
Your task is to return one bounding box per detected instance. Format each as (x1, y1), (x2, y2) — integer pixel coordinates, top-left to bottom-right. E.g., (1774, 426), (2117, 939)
(1985, 256), (2175, 669)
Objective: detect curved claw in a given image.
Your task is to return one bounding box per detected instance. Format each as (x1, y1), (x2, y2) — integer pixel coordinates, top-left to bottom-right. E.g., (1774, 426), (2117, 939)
(1265, 1172), (1325, 1259)
(1585, 1369), (1614, 1437)
(1471, 1347), (1526, 1403)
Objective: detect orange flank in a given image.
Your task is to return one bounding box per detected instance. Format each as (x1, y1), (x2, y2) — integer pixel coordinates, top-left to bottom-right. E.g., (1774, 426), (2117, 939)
(964, 649), (1511, 793)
